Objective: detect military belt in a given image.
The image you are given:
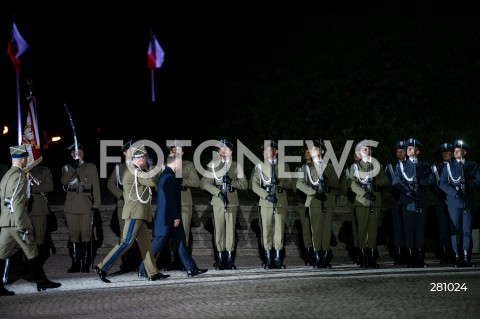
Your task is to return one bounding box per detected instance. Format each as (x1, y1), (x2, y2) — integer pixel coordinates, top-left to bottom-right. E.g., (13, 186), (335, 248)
(68, 189), (91, 193)
(180, 185), (188, 191)
(216, 185), (235, 192)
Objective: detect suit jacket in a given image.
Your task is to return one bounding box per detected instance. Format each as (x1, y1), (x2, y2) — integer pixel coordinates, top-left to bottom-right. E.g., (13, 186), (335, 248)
(154, 166), (181, 236)
(122, 163), (158, 221)
(439, 159), (480, 210)
(61, 162), (101, 213)
(0, 166), (33, 231)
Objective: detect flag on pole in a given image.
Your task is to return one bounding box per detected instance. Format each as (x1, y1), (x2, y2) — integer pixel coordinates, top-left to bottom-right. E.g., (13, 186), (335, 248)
(22, 94), (43, 172)
(148, 34), (165, 69)
(7, 21), (29, 71)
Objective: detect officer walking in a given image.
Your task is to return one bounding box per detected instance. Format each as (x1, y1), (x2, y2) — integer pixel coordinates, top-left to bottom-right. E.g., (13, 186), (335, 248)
(201, 139), (248, 270)
(348, 141), (389, 268)
(385, 140), (406, 265)
(61, 143), (102, 273)
(0, 145), (61, 296)
(439, 139), (480, 267)
(392, 138), (436, 268)
(296, 140), (339, 268)
(431, 142), (454, 265)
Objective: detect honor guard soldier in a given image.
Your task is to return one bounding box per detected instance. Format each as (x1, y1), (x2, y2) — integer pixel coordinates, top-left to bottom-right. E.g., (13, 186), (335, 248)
(0, 145), (61, 296)
(61, 143), (102, 273)
(107, 140), (142, 272)
(250, 140), (294, 269)
(439, 139), (480, 267)
(296, 140), (339, 268)
(294, 147), (314, 266)
(431, 142), (454, 265)
(201, 139), (248, 270)
(96, 145), (169, 282)
(348, 141), (389, 268)
(385, 140), (407, 265)
(392, 138), (436, 267)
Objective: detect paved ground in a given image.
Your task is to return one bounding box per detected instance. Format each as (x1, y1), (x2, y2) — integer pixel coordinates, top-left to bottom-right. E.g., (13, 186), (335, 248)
(1, 253), (479, 318)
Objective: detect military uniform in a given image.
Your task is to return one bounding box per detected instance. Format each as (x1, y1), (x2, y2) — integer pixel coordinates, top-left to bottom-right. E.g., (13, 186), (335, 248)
(431, 143), (453, 265)
(0, 145), (60, 295)
(27, 165), (55, 264)
(95, 145), (168, 282)
(384, 140), (406, 265)
(250, 140), (293, 269)
(392, 138), (436, 267)
(348, 142), (389, 268)
(439, 140), (480, 267)
(296, 140), (339, 268)
(201, 139), (248, 270)
(61, 143), (101, 273)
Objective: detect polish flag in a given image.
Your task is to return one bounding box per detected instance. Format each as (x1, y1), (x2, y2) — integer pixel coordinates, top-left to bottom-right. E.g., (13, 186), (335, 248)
(22, 95), (43, 172)
(148, 34), (165, 69)
(7, 21), (29, 71)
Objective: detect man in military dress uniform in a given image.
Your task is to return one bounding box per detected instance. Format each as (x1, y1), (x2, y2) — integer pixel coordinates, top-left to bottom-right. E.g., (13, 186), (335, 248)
(201, 139), (248, 270)
(385, 140), (406, 265)
(439, 139), (480, 267)
(296, 140), (339, 268)
(348, 141), (389, 268)
(0, 145), (61, 296)
(95, 145), (169, 282)
(61, 143), (102, 273)
(392, 138), (436, 268)
(431, 142), (454, 265)
(250, 140), (293, 269)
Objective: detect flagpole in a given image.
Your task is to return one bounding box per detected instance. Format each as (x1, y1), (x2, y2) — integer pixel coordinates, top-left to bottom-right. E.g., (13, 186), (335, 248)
(151, 69), (155, 102)
(15, 69), (22, 145)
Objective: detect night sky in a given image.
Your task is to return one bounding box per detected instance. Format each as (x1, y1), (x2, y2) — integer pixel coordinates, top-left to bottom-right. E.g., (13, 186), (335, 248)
(1, 1), (480, 173)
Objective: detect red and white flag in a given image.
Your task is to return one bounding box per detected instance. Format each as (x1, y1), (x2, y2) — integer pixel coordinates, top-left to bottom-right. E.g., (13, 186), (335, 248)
(22, 95), (43, 172)
(148, 34), (165, 69)
(7, 21), (29, 71)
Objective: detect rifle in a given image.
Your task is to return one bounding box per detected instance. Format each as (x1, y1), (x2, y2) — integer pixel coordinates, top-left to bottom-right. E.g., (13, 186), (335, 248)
(270, 161), (278, 212)
(367, 146), (375, 213)
(459, 141), (467, 214)
(412, 139), (421, 214)
(221, 158), (230, 213)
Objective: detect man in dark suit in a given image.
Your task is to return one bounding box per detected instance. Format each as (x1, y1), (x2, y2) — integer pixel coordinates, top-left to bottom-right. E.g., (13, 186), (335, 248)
(138, 154), (207, 277)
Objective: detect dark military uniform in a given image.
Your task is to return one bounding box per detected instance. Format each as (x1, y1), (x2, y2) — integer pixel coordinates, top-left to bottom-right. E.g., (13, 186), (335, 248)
(431, 143), (453, 264)
(392, 138), (436, 267)
(61, 143), (101, 273)
(348, 142), (389, 268)
(250, 140), (293, 269)
(384, 140), (406, 265)
(0, 145), (60, 295)
(439, 140), (480, 267)
(201, 139), (248, 270)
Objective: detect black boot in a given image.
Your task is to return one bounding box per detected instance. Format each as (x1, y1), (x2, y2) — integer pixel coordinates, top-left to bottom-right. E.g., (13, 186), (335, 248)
(323, 249), (333, 269)
(368, 249), (379, 268)
(166, 249), (185, 271)
(453, 250), (461, 268)
(28, 256), (61, 291)
(393, 247), (403, 265)
(416, 248), (428, 268)
(81, 242), (92, 273)
(463, 250), (472, 267)
(361, 249), (369, 268)
(67, 242), (81, 273)
(407, 248), (415, 268)
(314, 250), (323, 269)
(0, 259), (14, 296)
(440, 246), (449, 265)
(263, 249), (273, 269)
(354, 248), (363, 266)
(226, 251), (237, 270)
(214, 251), (225, 270)
(274, 249), (286, 269)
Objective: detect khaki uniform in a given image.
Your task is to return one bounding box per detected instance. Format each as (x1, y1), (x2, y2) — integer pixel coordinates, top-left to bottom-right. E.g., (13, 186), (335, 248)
(201, 160), (248, 252)
(28, 166), (54, 244)
(107, 162), (127, 234)
(0, 166), (36, 259)
(296, 161), (339, 266)
(97, 163), (161, 277)
(179, 160), (200, 245)
(61, 162), (101, 241)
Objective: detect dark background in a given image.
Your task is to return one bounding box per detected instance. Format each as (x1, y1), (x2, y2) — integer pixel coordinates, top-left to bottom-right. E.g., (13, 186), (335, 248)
(1, 1), (479, 202)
